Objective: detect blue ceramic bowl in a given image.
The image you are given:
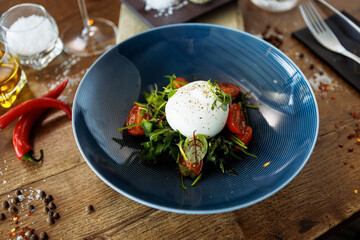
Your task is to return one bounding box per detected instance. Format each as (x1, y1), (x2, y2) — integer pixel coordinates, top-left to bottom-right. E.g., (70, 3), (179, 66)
(72, 23), (319, 214)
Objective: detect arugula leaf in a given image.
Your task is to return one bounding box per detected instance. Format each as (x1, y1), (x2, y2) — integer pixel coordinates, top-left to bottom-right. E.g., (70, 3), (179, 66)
(207, 80), (232, 111)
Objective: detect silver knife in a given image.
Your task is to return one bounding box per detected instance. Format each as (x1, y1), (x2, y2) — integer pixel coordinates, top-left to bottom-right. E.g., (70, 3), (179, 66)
(317, 0), (360, 34)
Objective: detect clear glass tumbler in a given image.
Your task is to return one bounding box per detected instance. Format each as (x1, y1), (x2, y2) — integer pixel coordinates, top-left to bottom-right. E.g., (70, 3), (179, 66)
(250, 0), (299, 12)
(0, 40), (27, 108)
(0, 3), (63, 70)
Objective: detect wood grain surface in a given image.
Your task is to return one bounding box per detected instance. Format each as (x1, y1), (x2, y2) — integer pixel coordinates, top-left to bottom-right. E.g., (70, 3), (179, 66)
(1, 0), (360, 239)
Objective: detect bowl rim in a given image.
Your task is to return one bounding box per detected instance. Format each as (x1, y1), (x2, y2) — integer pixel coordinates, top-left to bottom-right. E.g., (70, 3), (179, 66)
(72, 23), (319, 214)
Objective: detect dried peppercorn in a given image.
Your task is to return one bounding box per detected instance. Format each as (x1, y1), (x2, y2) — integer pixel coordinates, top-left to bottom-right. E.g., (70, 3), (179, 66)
(11, 197), (20, 204)
(46, 216), (55, 225)
(53, 212), (60, 219)
(86, 205), (94, 214)
(48, 202), (56, 210)
(8, 206), (18, 215)
(40, 190), (46, 199)
(43, 207), (49, 213)
(46, 194), (53, 202)
(1, 200), (10, 210)
(39, 232), (48, 240)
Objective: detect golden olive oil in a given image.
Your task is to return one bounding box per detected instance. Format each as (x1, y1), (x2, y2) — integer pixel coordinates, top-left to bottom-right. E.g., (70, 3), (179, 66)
(0, 49), (27, 108)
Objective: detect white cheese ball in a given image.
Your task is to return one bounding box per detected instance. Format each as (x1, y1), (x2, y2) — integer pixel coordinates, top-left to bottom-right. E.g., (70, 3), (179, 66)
(165, 80), (229, 137)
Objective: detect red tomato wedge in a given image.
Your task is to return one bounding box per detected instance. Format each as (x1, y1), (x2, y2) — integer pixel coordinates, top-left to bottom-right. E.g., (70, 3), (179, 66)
(219, 83), (240, 98)
(238, 125), (253, 146)
(178, 154), (203, 177)
(173, 77), (188, 89)
(126, 105), (151, 136)
(226, 103), (246, 135)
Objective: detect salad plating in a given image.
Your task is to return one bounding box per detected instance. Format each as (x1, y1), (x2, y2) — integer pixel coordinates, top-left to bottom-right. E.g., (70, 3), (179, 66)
(119, 75), (257, 188)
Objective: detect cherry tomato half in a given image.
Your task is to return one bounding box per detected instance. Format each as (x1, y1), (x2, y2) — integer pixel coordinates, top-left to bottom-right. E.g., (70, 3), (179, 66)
(173, 77), (188, 89)
(226, 103), (246, 135)
(178, 154), (203, 177)
(238, 125), (253, 146)
(126, 105), (151, 136)
(219, 83), (240, 98)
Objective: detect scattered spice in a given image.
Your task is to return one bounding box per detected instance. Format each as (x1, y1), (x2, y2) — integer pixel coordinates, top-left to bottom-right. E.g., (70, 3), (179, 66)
(30, 233), (39, 240)
(48, 202), (56, 210)
(25, 229), (34, 237)
(46, 194), (53, 202)
(86, 205), (95, 214)
(48, 211), (54, 217)
(355, 190), (359, 194)
(8, 206), (18, 215)
(27, 204), (35, 211)
(40, 190), (46, 199)
(0, 213), (6, 220)
(15, 190), (22, 196)
(43, 198), (49, 205)
(1, 200), (10, 210)
(43, 207), (49, 213)
(260, 25), (284, 48)
(39, 232), (49, 240)
(46, 216), (55, 225)
(11, 196), (20, 204)
(53, 212), (60, 219)
(263, 161), (270, 167)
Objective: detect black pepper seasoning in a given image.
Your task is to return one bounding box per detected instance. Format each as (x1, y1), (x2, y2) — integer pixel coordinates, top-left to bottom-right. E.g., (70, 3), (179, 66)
(30, 233), (39, 240)
(86, 205), (95, 214)
(43, 198), (49, 205)
(28, 204), (35, 211)
(46, 216), (55, 225)
(40, 190), (46, 199)
(53, 212), (60, 219)
(25, 229), (34, 237)
(46, 194), (53, 202)
(39, 232), (49, 240)
(48, 202), (56, 210)
(1, 200), (9, 210)
(11, 196), (20, 204)
(8, 206), (18, 215)
(0, 212), (6, 220)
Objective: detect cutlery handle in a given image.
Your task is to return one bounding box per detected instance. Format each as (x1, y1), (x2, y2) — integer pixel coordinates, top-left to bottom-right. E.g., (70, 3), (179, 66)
(317, 0), (360, 34)
(340, 49), (360, 65)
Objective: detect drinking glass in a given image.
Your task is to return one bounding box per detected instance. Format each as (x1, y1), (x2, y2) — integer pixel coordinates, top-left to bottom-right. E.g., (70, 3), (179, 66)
(0, 3), (63, 70)
(61, 0), (118, 57)
(0, 40), (27, 108)
(250, 0), (299, 12)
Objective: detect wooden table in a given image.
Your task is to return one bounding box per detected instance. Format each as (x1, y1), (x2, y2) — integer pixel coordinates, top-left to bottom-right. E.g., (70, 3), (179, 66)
(1, 0), (359, 239)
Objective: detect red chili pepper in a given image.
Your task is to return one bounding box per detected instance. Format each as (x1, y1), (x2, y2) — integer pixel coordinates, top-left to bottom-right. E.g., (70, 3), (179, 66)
(12, 79), (68, 162)
(0, 97), (71, 130)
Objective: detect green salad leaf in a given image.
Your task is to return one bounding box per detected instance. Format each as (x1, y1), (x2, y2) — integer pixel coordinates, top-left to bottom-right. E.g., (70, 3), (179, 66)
(184, 133), (208, 163)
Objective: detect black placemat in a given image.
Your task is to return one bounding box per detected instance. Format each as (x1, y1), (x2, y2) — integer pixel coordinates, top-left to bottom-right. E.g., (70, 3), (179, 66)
(292, 11), (360, 92)
(120, 0), (234, 27)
